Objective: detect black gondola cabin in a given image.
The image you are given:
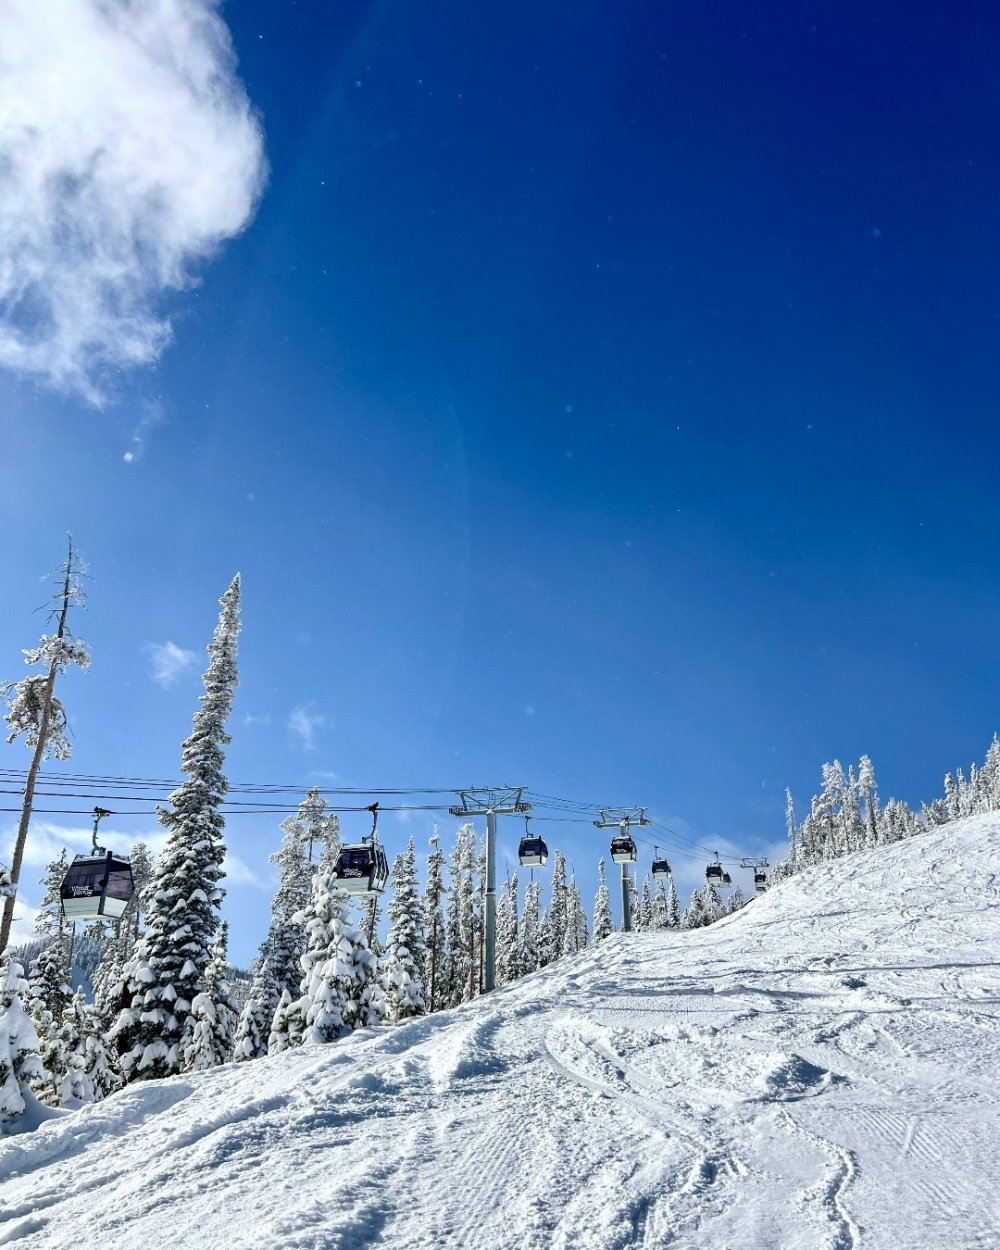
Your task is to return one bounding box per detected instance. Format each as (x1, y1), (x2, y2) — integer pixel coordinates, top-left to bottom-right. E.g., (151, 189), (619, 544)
(331, 840), (389, 896)
(518, 836), (549, 868)
(652, 857), (671, 880)
(610, 834), (637, 864)
(61, 851), (134, 922)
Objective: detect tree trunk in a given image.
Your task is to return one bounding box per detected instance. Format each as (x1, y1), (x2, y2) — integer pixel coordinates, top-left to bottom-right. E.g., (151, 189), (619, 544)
(0, 545), (74, 956)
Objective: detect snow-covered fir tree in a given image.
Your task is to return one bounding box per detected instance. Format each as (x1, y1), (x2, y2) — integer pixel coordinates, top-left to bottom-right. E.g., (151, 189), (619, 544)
(496, 871), (520, 985)
(266, 806), (314, 1004)
(233, 953), (277, 1061)
(0, 959), (44, 1128)
(296, 873), (383, 1043)
(183, 921), (238, 1072)
(638, 876), (653, 933)
(27, 938), (72, 1104)
(592, 859), (614, 943)
(441, 824), (475, 1007)
(267, 988), (303, 1055)
(383, 840), (427, 1022)
(682, 889), (704, 929)
(562, 873), (587, 955)
(652, 879), (667, 930)
(521, 879), (541, 972)
(665, 877), (680, 929)
(536, 907), (554, 968)
(35, 849), (69, 940)
(422, 830), (446, 1013)
(727, 885), (745, 915)
(110, 575), (241, 1082)
(123, 841), (156, 950)
(57, 987), (119, 1104)
(548, 851), (567, 957)
(701, 883), (725, 925)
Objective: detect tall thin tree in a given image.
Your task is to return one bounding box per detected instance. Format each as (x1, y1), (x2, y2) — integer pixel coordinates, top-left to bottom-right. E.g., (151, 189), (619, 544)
(111, 576), (241, 1081)
(1, 539), (89, 954)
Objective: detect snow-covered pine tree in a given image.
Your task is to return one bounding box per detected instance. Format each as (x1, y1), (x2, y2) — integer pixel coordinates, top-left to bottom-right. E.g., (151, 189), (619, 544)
(638, 875), (653, 933)
(110, 575), (241, 1082)
(652, 879), (667, 930)
(422, 830), (446, 1012)
(857, 755), (881, 848)
(183, 921), (238, 1072)
(536, 907), (554, 967)
(283, 786), (342, 874)
(701, 883), (724, 925)
(267, 989), (303, 1055)
(561, 873), (587, 955)
(360, 892), (383, 959)
(727, 885), (745, 915)
(124, 841), (156, 950)
(27, 938), (72, 1104)
(520, 879), (541, 972)
(266, 806), (314, 1004)
(592, 859), (614, 943)
(665, 877), (680, 928)
(548, 851), (567, 957)
(682, 889), (704, 929)
(441, 824), (474, 1007)
(57, 986), (119, 1104)
(90, 923), (130, 1032)
(298, 873), (382, 1043)
(233, 953), (277, 1062)
(384, 840), (427, 1022)
(842, 765), (867, 854)
(0, 958), (44, 1128)
(496, 872), (521, 985)
(35, 849), (69, 940)
(0, 542), (90, 956)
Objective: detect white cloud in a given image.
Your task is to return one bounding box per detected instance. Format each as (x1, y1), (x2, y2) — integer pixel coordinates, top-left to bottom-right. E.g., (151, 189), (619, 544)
(146, 640), (199, 688)
(243, 712), (272, 727)
(0, 0), (267, 402)
(288, 703), (327, 752)
(222, 851), (266, 889)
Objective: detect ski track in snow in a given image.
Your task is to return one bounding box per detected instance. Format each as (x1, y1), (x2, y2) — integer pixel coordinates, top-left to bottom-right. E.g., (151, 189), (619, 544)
(3, 815), (1000, 1248)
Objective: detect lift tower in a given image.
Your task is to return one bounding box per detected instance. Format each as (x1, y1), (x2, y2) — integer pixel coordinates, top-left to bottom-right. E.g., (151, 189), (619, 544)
(593, 807), (651, 933)
(449, 787), (531, 993)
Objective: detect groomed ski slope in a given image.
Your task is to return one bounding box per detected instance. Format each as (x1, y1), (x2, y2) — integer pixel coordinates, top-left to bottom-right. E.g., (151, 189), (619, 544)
(3, 816), (1000, 1250)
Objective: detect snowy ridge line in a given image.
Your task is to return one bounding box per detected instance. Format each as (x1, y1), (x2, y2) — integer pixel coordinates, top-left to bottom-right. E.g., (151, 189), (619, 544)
(2, 813), (1000, 1248)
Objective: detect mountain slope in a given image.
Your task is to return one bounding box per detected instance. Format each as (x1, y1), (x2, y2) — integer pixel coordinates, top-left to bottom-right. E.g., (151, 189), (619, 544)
(3, 816), (1000, 1249)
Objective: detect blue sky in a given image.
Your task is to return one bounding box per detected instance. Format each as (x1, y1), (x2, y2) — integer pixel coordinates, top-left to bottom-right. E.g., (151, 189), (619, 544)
(2, 0), (998, 963)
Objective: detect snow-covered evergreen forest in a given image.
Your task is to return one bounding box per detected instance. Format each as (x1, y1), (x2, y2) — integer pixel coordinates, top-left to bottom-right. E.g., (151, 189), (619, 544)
(2, 561), (1000, 1134)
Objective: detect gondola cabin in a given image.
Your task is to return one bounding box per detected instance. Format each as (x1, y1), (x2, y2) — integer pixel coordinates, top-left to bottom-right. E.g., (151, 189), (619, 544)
(754, 870), (767, 896)
(705, 861), (724, 887)
(61, 851), (134, 922)
(331, 840), (389, 896)
(652, 857), (671, 881)
(720, 871), (732, 889)
(610, 833), (637, 864)
(518, 836), (549, 868)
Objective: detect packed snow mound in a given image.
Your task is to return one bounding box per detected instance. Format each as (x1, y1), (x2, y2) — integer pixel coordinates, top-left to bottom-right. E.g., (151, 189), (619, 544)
(3, 816), (1000, 1249)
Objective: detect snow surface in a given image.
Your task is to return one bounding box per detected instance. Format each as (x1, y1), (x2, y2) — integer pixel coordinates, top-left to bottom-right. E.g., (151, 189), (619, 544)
(3, 815), (1000, 1249)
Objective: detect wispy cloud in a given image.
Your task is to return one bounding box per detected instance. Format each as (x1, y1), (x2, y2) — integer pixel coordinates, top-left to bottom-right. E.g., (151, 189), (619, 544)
(243, 712), (272, 727)
(288, 703), (328, 752)
(222, 851), (267, 889)
(0, 0), (267, 403)
(123, 399), (166, 463)
(145, 641), (199, 688)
